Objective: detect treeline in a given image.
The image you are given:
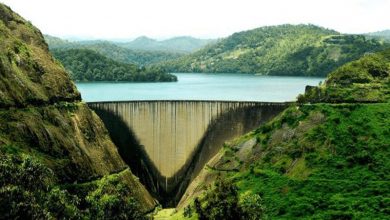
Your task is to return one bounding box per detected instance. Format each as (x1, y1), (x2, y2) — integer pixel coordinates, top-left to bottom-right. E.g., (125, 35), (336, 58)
(45, 35), (185, 66)
(72, 42), (184, 66)
(158, 24), (388, 76)
(52, 48), (177, 82)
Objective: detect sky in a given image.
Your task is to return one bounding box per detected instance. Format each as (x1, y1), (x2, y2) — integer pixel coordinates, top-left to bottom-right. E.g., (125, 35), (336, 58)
(1, 0), (389, 40)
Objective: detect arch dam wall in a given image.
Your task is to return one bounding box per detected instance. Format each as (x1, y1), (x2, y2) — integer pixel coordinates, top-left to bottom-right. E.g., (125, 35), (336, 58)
(88, 100), (290, 206)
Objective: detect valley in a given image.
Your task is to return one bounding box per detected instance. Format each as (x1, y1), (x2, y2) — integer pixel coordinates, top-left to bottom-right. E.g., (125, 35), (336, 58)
(0, 1), (389, 220)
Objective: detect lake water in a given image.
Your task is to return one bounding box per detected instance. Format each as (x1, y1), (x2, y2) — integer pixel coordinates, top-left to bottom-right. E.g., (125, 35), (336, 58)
(76, 73), (324, 102)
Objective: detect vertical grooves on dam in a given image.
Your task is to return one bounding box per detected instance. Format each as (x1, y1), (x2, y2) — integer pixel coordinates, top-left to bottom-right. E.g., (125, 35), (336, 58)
(89, 100), (290, 206)
(109, 100), (238, 178)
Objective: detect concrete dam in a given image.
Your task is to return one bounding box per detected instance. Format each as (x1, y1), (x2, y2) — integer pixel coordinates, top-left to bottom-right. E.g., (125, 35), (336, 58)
(88, 100), (290, 206)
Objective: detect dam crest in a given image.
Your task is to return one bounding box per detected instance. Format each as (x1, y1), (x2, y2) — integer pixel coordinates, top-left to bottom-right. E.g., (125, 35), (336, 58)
(88, 100), (290, 206)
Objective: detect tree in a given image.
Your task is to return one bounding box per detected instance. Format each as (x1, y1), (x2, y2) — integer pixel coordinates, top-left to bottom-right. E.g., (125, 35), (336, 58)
(240, 193), (265, 220)
(194, 177), (241, 220)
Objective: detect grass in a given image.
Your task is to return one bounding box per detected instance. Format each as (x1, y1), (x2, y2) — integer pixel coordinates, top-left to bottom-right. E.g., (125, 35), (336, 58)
(233, 103), (390, 219)
(183, 103), (390, 219)
(154, 208), (199, 220)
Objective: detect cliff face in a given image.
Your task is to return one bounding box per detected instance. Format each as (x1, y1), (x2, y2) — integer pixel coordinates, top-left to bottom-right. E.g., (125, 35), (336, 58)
(0, 4), (156, 218)
(0, 5), (80, 108)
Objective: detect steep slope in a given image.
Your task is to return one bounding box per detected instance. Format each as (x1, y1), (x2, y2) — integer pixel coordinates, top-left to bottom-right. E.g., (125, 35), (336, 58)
(44, 35), (184, 66)
(159, 24), (388, 76)
(171, 49), (390, 219)
(0, 4), (156, 219)
(118, 36), (216, 53)
(51, 48), (177, 82)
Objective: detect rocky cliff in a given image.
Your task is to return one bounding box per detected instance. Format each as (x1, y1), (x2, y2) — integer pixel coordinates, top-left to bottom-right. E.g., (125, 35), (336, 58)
(0, 4), (156, 219)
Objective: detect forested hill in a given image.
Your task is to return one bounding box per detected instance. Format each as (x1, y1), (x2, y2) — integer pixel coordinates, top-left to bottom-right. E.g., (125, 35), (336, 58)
(299, 48), (390, 103)
(158, 24), (388, 76)
(44, 35), (184, 66)
(52, 48), (177, 82)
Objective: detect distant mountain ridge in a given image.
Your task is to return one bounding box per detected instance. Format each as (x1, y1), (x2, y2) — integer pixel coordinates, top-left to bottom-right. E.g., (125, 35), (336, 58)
(45, 25), (390, 77)
(158, 24), (389, 76)
(117, 36), (216, 53)
(44, 35), (184, 66)
(365, 30), (390, 41)
(45, 34), (216, 53)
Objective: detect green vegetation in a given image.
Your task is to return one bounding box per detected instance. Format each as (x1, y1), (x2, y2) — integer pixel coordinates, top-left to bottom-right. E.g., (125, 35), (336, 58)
(0, 5), (80, 108)
(3, 1), (390, 218)
(0, 102), (155, 218)
(52, 48), (177, 82)
(0, 3), (156, 219)
(117, 36), (216, 53)
(43, 34), (73, 49)
(44, 35), (185, 66)
(186, 103), (390, 219)
(178, 48), (390, 219)
(366, 30), (390, 42)
(299, 48), (390, 103)
(191, 177), (265, 220)
(194, 178), (241, 220)
(0, 153), (145, 219)
(159, 24), (388, 76)
(68, 42), (183, 66)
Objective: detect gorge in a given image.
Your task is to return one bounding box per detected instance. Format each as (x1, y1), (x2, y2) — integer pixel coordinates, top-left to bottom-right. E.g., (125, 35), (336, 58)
(88, 101), (290, 206)
(1, 2), (389, 219)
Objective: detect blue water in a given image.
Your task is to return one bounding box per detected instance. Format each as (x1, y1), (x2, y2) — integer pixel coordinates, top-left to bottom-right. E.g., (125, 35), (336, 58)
(76, 73), (324, 102)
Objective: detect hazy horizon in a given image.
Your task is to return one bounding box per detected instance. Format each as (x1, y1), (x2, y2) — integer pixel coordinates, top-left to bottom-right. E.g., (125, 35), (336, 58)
(1, 0), (390, 40)
(45, 34), (217, 42)
(45, 23), (382, 43)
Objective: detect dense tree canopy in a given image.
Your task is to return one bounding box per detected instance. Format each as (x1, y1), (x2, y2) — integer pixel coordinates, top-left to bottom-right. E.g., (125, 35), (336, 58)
(0, 153), (145, 219)
(52, 48), (177, 82)
(158, 24), (388, 76)
(45, 35), (185, 66)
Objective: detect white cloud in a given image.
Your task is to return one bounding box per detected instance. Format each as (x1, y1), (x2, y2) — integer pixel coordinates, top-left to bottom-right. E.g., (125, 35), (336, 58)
(1, 0), (389, 39)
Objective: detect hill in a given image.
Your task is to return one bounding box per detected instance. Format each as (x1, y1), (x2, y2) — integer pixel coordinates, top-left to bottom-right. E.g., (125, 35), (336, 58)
(0, 3), (156, 219)
(169, 49), (390, 219)
(51, 48), (177, 82)
(299, 49), (390, 103)
(159, 24), (388, 76)
(117, 36), (216, 53)
(43, 34), (73, 48)
(366, 30), (390, 42)
(44, 35), (184, 66)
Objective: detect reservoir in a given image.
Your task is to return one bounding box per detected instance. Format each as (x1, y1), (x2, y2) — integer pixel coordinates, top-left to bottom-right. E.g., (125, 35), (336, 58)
(81, 73), (323, 206)
(76, 73), (324, 102)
